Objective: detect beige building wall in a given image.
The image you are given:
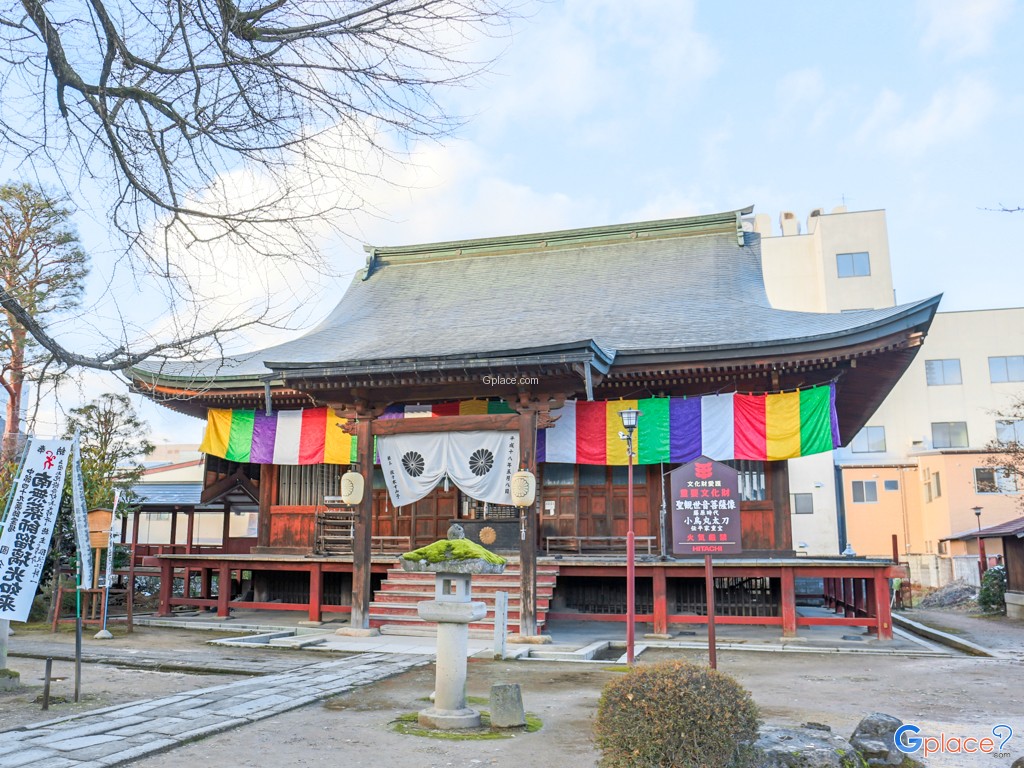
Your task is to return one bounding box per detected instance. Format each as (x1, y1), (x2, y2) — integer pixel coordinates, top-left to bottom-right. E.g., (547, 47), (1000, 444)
(758, 207), (895, 313)
(758, 206), (1023, 580)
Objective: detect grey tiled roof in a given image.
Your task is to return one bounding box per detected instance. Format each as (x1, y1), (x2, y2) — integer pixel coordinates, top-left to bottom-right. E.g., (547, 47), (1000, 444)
(132, 482), (203, 506)
(133, 213), (939, 383)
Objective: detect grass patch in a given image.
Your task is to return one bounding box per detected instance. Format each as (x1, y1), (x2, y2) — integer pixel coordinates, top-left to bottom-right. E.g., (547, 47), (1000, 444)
(602, 665), (630, 673)
(390, 710), (542, 740)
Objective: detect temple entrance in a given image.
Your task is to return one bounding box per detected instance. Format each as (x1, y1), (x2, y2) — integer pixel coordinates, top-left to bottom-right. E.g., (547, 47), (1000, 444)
(372, 478), (459, 549)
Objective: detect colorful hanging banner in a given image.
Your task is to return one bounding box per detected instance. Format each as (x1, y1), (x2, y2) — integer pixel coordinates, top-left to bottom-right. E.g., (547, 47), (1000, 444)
(200, 407), (358, 465)
(199, 385), (838, 467)
(378, 400), (515, 419)
(537, 383), (839, 465)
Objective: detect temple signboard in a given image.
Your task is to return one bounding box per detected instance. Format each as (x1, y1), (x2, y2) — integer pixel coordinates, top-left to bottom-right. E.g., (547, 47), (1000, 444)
(670, 456), (742, 556)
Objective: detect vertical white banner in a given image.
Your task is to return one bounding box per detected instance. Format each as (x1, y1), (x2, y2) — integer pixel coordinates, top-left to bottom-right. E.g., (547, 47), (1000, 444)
(100, 490), (121, 589)
(0, 438), (73, 621)
(70, 430), (93, 588)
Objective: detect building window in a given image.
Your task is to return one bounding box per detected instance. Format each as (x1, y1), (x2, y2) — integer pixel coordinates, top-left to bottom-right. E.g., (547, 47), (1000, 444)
(884, 479), (899, 491)
(611, 465), (646, 486)
(925, 359), (962, 386)
(725, 460), (767, 501)
(931, 422), (968, 449)
(836, 251), (870, 278)
(542, 463), (575, 486)
(974, 467), (1019, 494)
(996, 420), (1024, 445)
(850, 426), (886, 453)
(989, 355), (1024, 383)
(579, 464), (606, 486)
(851, 480), (877, 503)
(792, 493), (814, 514)
(278, 464), (343, 506)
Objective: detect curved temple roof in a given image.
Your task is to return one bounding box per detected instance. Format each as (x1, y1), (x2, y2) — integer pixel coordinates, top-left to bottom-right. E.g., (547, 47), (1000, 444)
(132, 207), (940, 387)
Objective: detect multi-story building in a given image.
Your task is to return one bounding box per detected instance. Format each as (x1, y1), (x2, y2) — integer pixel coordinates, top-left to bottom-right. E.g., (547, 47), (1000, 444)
(757, 208), (1023, 586)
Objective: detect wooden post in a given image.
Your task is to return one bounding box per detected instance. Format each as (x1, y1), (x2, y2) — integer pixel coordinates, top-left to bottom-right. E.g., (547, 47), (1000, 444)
(157, 559), (173, 617)
(865, 578), (878, 636)
(517, 407), (539, 637)
(309, 563), (323, 623)
(705, 555), (717, 669)
(169, 510), (178, 552)
(257, 464), (277, 549)
(350, 418), (374, 628)
(221, 507), (231, 552)
(845, 578), (856, 618)
(780, 568), (797, 637)
(201, 568), (213, 600)
(217, 564), (231, 618)
(652, 566), (668, 635)
(127, 508), (139, 633)
(186, 510), (195, 554)
(873, 569), (893, 640)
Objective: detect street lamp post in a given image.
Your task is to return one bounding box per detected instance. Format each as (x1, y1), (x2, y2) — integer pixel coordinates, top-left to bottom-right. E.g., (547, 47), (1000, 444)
(618, 409), (641, 665)
(972, 506), (987, 580)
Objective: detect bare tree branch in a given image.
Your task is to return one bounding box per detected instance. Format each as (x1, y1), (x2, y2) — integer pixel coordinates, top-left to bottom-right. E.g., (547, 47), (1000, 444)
(0, 0), (519, 370)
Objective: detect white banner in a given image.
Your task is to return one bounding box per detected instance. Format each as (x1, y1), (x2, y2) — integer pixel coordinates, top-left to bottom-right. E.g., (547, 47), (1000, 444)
(0, 438), (72, 621)
(99, 489), (121, 589)
(70, 430), (92, 588)
(377, 431), (519, 507)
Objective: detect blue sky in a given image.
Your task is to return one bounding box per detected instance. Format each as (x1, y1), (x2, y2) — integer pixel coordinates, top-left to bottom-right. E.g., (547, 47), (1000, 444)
(21, 0), (1024, 443)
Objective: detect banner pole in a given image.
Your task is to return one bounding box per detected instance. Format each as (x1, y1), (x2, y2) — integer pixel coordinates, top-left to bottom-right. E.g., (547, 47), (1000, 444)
(705, 554), (717, 670)
(97, 491), (121, 638)
(74, 566), (82, 702)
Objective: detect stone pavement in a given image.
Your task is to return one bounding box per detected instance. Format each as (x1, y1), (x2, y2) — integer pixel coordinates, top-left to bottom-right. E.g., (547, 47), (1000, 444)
(0, 652), (429, 768)
(6, 636), (321, 676)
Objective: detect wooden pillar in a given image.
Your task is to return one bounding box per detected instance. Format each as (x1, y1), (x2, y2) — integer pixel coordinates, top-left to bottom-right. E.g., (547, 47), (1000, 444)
(217, 564), (231, 618)
(865, 578), (878, 636)
(157, 559), (173, 617)
(652, 566), (668, 635)
(873, 569), (893, 640)
(845, 578), (856, 618)
(517, 407), (539, 637)
(201, 568), (213, 600)
(350, 418), (374, 628)
(128, 508), (139, 632)
(257, 464), (277, 549)
(780, 568), (797, 637)
(770, 460), (793, 551)
(186, 510), (195, 554)
(169, 510), (180, 552)
(221, 507), (231, 552)
(309, 563), (323, 623)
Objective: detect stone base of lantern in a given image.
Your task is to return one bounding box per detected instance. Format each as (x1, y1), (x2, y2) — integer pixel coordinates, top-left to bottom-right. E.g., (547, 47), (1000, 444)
(417, 706), (482, 730)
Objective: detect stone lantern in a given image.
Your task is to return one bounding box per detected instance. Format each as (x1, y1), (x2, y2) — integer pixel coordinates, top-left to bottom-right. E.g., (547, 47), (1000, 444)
(401, 524), (506, 730)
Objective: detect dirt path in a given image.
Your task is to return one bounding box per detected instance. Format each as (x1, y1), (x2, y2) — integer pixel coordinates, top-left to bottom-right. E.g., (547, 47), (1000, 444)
(4, 624), (1023, 767)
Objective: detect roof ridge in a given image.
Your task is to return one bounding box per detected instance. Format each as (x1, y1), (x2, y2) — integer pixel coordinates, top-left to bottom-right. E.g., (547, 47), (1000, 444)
(361, 206), (754, 270)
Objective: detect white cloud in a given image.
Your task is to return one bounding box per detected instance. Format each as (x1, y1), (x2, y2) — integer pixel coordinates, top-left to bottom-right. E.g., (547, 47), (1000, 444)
(918, 0), (1013, 58)
(769, 68), (837, 137)
(473, 0), (718, 128)
(856, 76), (996, 157)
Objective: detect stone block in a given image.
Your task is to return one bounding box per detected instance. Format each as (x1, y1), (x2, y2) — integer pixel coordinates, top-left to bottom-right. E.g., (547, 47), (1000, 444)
(489, 683), (526, 728)
(0, 748), (58, 768)
(850, 713), (920, 766)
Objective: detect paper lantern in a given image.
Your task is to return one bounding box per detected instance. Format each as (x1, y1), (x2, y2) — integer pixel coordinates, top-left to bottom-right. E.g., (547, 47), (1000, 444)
(340, 470), (365, 506)
(510, 469), (536, 508)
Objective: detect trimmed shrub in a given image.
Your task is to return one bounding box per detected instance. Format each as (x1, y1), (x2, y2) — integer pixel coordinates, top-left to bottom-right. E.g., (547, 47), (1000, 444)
(594, 660), (760, 768)
(978, 565), (1006, 613)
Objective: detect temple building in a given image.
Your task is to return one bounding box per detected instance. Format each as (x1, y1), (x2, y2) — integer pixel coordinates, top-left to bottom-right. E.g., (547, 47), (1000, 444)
(129, 207), (940, 639)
